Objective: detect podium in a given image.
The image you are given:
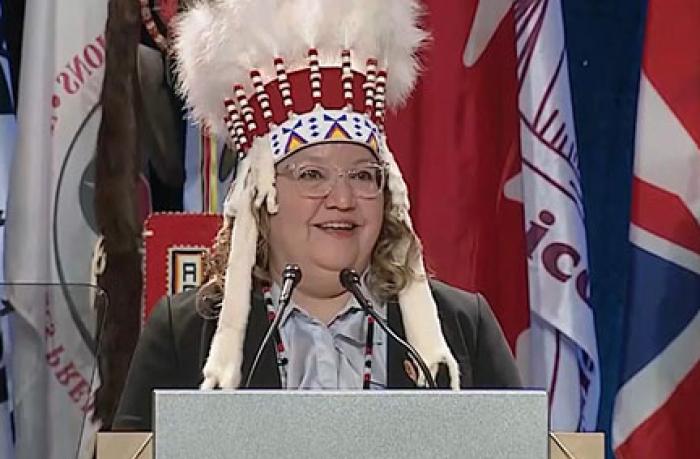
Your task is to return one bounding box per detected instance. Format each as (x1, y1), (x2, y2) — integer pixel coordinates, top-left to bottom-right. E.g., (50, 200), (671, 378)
(100, 389), (603, 458)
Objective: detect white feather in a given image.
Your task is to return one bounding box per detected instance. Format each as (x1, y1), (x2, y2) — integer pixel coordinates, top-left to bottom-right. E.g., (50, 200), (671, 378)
(173, 0), (428, 136)
(249, 138), (278, 213)
(222, 155), (252, 217)
(379, 0), (429, 107)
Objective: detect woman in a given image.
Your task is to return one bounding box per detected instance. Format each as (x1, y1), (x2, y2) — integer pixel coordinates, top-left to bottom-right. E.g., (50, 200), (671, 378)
(114, 0), (520, 430)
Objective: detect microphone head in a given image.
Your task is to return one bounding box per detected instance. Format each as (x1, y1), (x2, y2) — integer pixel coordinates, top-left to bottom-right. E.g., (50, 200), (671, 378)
(282, 264), (302, 286)
(339, 268), (360, 290)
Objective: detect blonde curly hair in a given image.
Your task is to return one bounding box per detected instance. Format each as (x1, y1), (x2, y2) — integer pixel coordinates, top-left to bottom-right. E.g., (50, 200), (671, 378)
(196, 189), (423, 315)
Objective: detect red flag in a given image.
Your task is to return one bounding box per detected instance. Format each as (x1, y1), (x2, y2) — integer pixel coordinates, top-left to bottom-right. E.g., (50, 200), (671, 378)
(386, 0), (529, 349)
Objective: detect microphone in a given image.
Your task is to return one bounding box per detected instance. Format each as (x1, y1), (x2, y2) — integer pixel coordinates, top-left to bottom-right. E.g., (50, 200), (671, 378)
(278, 264), (302, 311)
(244, 264), (302, 388)
(339, 268), (437, 389)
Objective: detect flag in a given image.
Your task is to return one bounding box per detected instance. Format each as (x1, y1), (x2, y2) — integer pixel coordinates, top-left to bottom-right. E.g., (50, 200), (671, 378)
(183, 125), (234, 213)
(0, 0), (16, 454)
(388, 0), (598, 430)
(386, 0), (529, 353)
(512, 0), (599, 430)
(612, 0), (700, 456)
(3, 0), (108, 457)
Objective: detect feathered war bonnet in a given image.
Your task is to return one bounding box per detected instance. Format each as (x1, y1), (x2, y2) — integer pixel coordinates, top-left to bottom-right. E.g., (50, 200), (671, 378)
(172, 0), (460, 389)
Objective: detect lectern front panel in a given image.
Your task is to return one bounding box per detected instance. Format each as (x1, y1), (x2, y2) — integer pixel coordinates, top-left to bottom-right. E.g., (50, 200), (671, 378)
(154, 390), (547, 459)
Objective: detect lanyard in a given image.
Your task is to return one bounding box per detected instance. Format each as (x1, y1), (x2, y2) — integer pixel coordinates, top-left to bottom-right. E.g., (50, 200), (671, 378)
(262, 285), (375, 389)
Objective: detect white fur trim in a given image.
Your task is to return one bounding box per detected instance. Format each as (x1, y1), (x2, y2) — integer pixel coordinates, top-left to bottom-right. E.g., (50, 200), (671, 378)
(201, 171), (259, 389)
(398, 259), (461, 390)
(223, 138), (278, 217)
(205, 137), (277, 388)
(250, 138), (278, 213)
(223, 155), (252, 218)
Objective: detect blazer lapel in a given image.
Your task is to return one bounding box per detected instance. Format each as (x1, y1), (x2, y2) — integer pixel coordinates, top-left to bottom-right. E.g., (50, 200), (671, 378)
(241, 289), (282, 388)
(386, 300), (417, 388)
(385, 297), (452, 389)
(199, 314), (217, 372)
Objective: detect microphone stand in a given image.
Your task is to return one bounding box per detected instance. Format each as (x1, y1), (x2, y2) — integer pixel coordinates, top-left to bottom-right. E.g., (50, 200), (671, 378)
(244, 264), (302, 388)
(339, 268), (437, 389)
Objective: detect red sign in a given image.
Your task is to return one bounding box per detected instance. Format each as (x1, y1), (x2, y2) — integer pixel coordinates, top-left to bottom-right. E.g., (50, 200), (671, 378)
(142, 213), (221, 322)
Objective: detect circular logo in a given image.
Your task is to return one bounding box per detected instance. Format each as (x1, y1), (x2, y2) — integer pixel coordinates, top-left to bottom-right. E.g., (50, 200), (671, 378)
(53, 103), (101, 351)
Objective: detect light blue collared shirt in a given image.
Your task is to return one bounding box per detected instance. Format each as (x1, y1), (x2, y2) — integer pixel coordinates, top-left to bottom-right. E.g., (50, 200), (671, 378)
(270, 283), (387, 389)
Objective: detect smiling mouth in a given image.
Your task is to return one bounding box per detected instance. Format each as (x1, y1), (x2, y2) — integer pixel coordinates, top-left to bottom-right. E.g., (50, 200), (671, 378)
(314, 222), (359, 231)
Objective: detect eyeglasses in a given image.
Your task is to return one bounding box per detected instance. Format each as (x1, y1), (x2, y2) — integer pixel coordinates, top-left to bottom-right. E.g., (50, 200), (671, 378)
(277, 161), (387, 198)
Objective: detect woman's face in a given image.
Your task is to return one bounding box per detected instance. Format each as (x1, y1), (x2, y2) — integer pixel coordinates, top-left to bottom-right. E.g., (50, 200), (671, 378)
(268, 143), (384, 291)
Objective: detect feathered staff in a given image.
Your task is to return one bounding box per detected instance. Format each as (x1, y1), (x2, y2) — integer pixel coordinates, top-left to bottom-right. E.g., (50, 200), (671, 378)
(93, 0), (193, 426)
(93, 0), (144, 427)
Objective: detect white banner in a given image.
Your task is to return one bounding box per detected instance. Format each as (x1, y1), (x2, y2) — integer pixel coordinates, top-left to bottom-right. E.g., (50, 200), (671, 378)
(514, 0), (599, 430)
(3, 0), (107, 457)
(465, 0), (600, 431)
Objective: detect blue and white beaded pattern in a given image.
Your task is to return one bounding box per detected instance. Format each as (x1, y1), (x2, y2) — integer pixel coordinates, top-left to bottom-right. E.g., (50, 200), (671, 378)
(268, 109), (382, 163)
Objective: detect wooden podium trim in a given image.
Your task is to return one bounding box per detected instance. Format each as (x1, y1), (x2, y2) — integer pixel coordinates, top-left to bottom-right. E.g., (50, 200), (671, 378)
(98, 431), (604, 458)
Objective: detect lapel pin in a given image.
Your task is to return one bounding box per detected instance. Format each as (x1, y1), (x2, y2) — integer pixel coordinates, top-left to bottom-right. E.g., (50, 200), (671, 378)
(403, 359), (418, 384)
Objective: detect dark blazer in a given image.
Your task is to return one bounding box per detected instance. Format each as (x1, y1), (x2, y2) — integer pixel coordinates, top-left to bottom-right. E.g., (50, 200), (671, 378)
(113, 280), (521, 430)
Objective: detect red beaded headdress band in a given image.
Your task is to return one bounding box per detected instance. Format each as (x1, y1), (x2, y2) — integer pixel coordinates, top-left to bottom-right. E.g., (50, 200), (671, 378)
(221, 53), (387, 161)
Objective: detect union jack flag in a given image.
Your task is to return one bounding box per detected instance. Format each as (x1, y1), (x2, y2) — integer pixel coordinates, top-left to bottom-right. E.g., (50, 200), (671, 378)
(612, 0), (700, 456)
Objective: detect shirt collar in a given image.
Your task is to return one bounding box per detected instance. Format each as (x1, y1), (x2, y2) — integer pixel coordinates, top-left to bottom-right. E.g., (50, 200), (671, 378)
(269, 271), (383, 327)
